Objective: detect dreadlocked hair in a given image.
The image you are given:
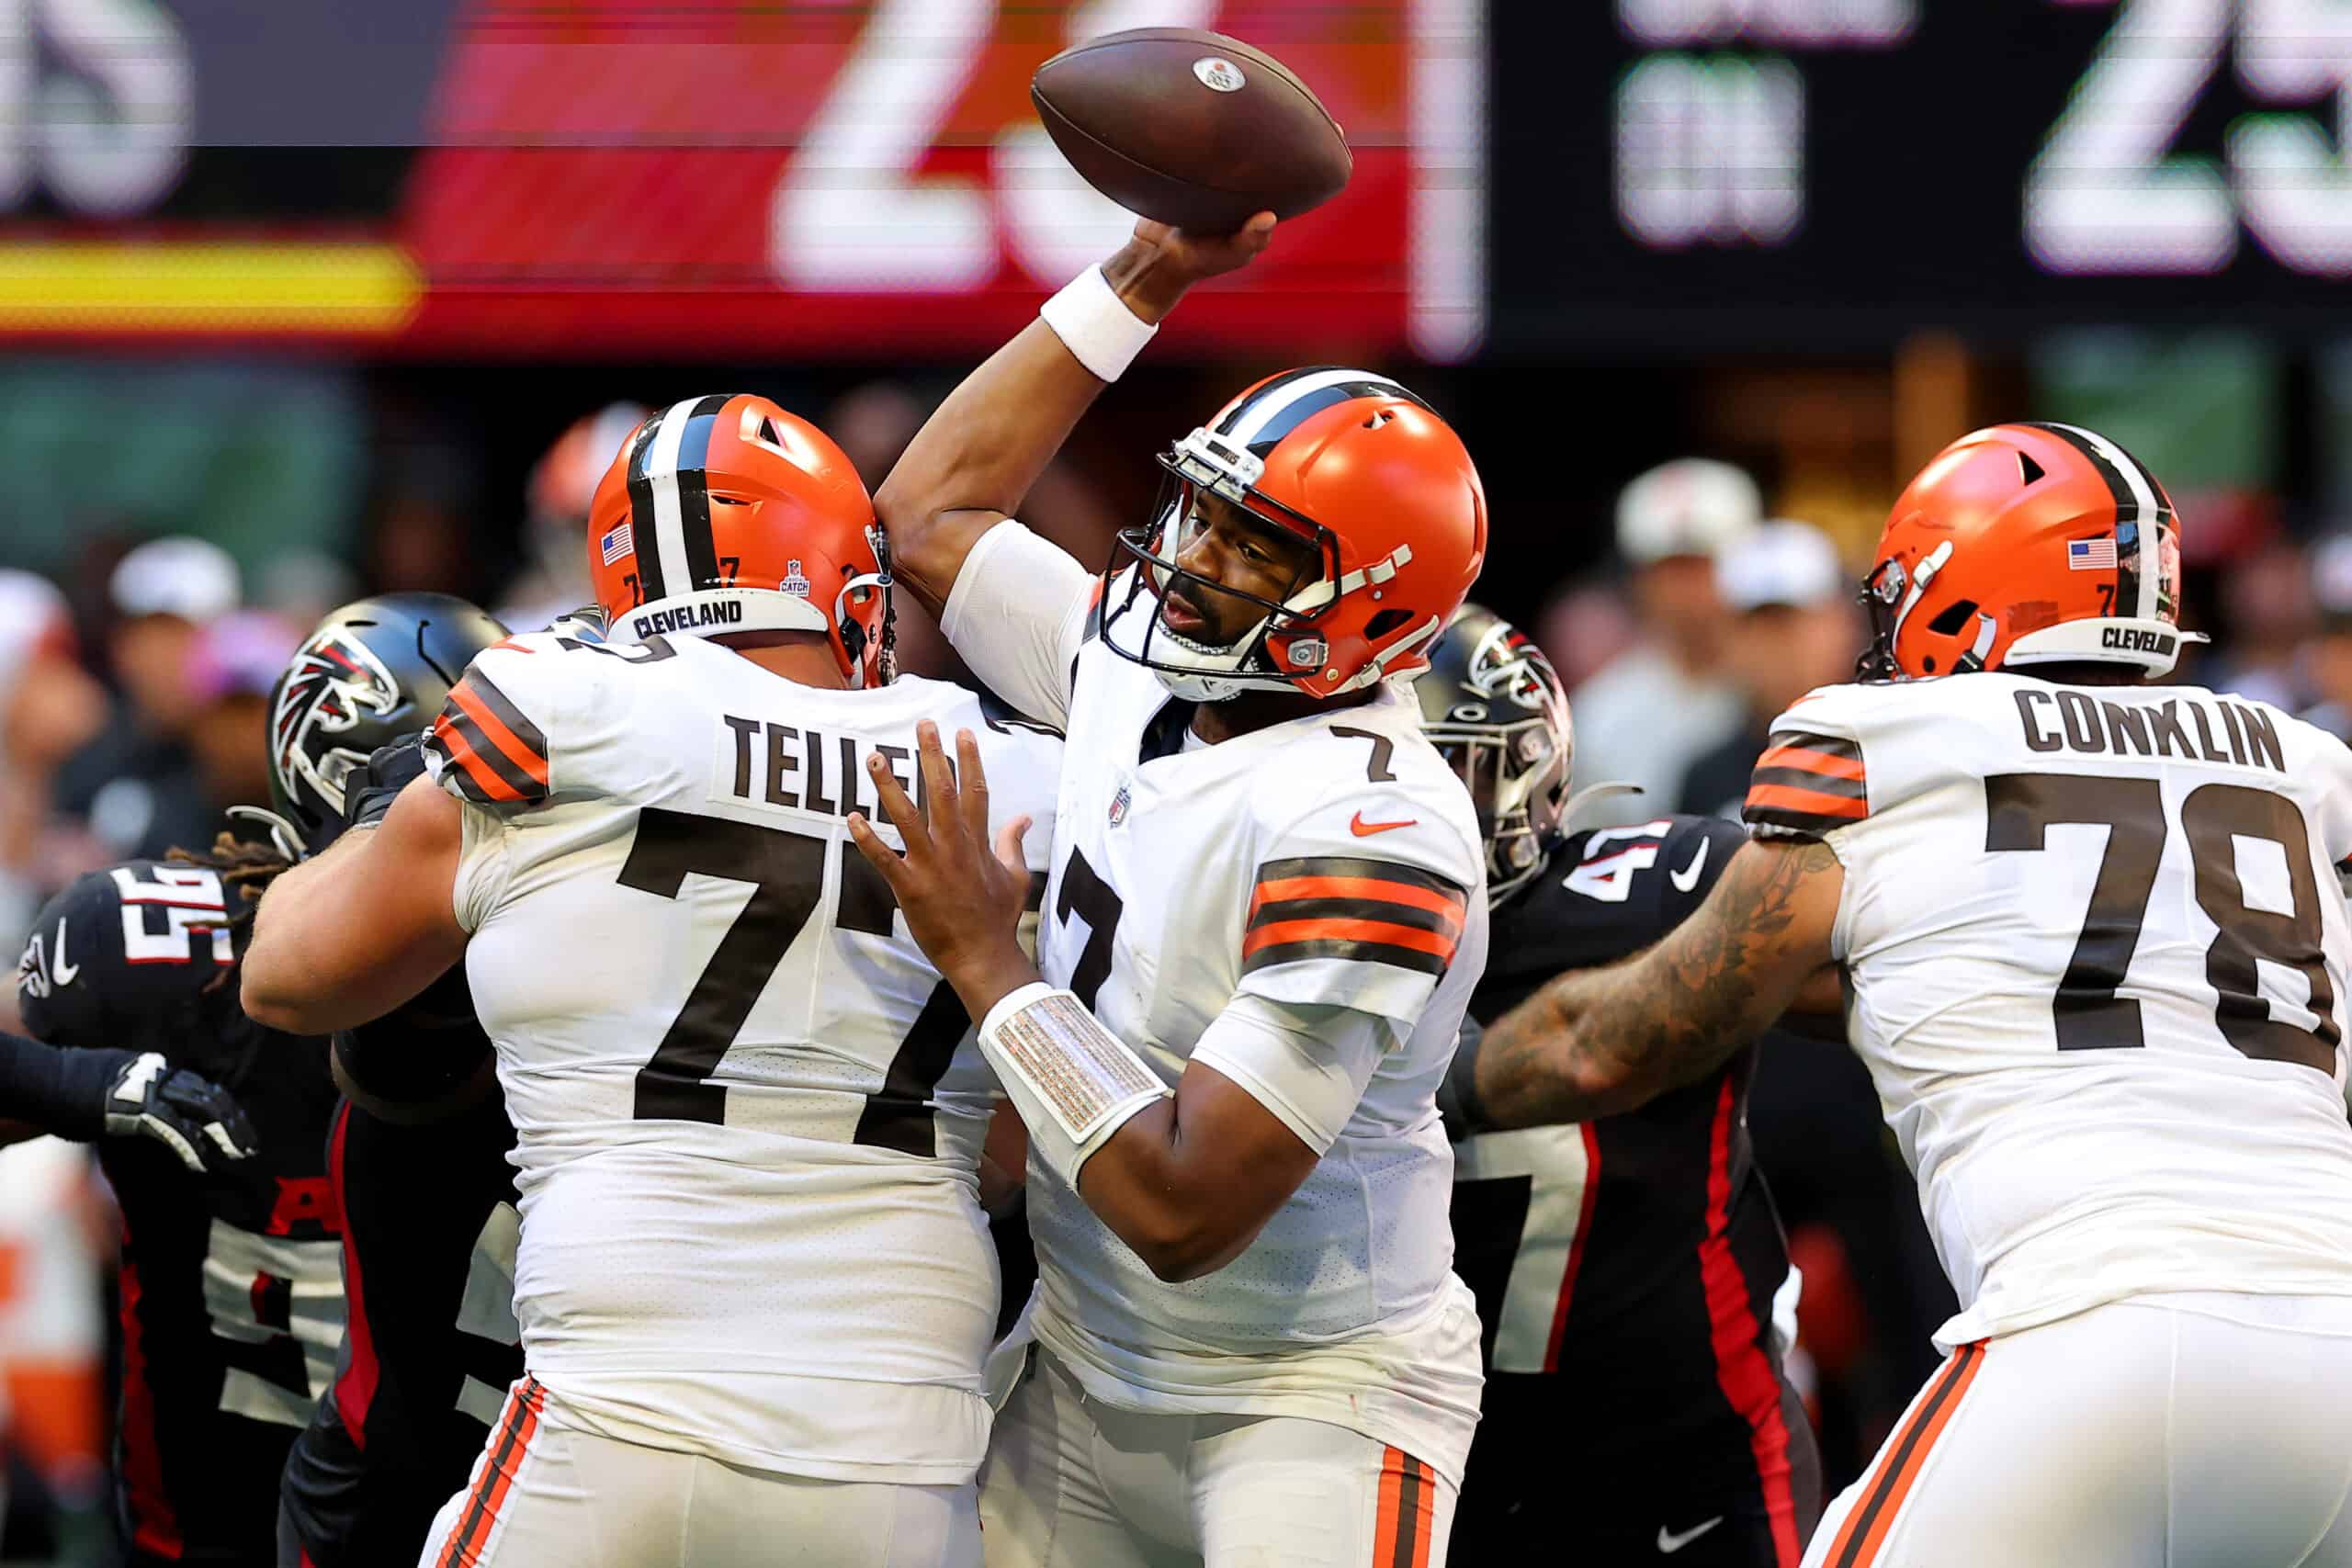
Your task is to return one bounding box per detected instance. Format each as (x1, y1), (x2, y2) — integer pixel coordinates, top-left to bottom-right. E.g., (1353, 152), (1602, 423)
(166, 831), (295, 989)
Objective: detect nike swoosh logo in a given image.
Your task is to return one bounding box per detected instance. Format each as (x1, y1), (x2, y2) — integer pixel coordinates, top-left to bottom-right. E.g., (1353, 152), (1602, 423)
(50, 919), (78, 987)
(1350, 812), (1416, 837)
(1657, 1517), (1724, 1553)
(1668, 838), (1710, 893)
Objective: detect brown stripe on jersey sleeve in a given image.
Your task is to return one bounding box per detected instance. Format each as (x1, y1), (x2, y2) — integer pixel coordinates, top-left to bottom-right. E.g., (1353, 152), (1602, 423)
(1243, 856), (1469, 977)
(423, 674), (551, 808)
(424, 709), (525, 805)
(1745, 730), (1869, 837)
(446, 675), (549, 792)
(457, 671), (549, 774)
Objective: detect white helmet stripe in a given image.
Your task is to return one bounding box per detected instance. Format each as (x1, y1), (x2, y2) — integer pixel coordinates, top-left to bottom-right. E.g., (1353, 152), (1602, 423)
(641, 397), (704, 604)
(1219, 367), (1414, 446)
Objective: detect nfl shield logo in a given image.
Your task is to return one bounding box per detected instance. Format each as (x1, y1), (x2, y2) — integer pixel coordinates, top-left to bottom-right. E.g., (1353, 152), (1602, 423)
(1108, 784), (1130, 827)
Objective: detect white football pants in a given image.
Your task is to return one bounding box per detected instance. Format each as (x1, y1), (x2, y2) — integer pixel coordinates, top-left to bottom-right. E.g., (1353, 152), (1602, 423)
(417, 1378), (982, 1568)
(1804, 1292), (2352, 1568)
(978, 1347), (1454, 1568)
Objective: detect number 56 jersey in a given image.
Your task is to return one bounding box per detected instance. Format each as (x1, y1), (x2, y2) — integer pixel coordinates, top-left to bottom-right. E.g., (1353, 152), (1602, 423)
(1746, 672), (2352, 1350)
(421, 630), (1063, 1486)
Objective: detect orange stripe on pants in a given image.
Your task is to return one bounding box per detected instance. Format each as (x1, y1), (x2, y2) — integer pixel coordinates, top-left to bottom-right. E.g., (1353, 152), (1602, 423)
(1374, 1446), (1437, 1568)
(1823, 1342), (1987, 1567)
(436, 1378), (545, 1568)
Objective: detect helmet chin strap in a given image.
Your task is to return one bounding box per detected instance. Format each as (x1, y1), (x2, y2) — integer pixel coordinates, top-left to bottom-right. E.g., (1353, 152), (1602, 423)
(1105, 587), (1295, 704)
(1886, 540), (1953, 659)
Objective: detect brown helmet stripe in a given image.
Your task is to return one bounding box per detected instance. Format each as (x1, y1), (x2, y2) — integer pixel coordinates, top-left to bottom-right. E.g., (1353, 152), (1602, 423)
(622, 413), (666, 603)
(2020, 422), (2170, 622)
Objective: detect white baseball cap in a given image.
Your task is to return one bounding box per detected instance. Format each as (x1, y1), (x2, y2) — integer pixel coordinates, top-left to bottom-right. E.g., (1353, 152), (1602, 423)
(1716, 520), (1847, 612)
(109, 536), (241, 623)
(1616, 457), (1763, 564)
(2313, 532), (2352, 624)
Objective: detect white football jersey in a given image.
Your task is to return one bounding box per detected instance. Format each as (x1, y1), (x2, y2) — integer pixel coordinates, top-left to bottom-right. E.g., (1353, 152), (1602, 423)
(942, 522), (1488, 1485)
(420, 628), (1062, 1485)
(1744, 672), (2352, 1349)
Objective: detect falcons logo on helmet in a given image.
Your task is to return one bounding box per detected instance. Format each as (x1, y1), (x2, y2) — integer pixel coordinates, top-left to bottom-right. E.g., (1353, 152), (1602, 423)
(273, 628), (402, 819)
(1463, 624), (1557, 714)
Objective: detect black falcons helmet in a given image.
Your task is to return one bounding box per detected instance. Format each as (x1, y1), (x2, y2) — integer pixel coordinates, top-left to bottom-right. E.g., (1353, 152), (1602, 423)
(267, 593), (508, 842)
(1412, 604), (1572, 907)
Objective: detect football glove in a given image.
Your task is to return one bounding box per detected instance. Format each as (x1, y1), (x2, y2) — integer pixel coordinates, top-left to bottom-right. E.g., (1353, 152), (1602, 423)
(102, 1051), (260, 1175)
(1436, 1016), (1497, 1143)
(342, 733), (433, 832)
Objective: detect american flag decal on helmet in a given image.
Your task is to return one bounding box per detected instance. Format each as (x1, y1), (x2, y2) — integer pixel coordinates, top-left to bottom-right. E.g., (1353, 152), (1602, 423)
(600, 523), (634, 566)
(2021, 423), (2173, 623)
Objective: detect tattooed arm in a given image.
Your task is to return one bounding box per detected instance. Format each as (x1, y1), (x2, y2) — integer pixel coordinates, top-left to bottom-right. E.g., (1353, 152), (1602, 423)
(1471, 836), (1844, 1129)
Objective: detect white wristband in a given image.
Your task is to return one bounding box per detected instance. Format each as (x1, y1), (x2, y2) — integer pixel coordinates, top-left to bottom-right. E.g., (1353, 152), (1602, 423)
(978, 981), (1170, 1184)
(1039, 265), (1158, 383)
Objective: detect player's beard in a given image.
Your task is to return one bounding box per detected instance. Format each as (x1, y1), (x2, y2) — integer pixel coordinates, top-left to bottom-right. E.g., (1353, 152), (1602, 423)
(1104, 570), (1273, 705)
(1159, 579), (1222, 646)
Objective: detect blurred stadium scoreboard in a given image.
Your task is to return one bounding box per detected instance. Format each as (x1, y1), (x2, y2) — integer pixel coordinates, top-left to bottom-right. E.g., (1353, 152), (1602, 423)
(0, 0), (1483, 360)
(11, 0), (2350, 361)
(1495, 0), (2352, 350)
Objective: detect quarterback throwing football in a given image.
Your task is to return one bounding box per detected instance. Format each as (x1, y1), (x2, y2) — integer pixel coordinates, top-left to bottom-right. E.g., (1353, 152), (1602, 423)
(851, 216), (1489, 1567)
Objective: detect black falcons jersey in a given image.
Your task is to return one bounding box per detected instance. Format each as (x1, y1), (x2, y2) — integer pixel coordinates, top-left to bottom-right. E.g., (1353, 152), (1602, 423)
(280, 1090), (523, 1568)
(16, 860), (344, 1565)
(1447, 818), (1822, 1567)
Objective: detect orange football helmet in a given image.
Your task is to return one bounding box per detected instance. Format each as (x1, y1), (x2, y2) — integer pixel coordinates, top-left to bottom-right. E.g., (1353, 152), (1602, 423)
(586, 395), (893, 685)
(1102, 368), (1488, 702)
(1858, 422), (2202, 682)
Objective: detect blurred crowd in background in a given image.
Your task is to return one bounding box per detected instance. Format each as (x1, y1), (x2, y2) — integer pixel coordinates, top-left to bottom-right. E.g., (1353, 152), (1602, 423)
(0, 345), (2346, 1562)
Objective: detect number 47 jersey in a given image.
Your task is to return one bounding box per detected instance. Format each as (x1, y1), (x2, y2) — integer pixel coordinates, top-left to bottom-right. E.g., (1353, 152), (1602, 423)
(421, 630), (1063, 1487)
(1747, 672), (2352, 1350)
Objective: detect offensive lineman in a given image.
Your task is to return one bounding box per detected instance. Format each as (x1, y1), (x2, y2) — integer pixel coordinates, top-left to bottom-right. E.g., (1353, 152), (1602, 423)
(1453, 423), (2352, 1566)
(1414, 604), (1823, 1565)
(852, 216), (1488, 1565)
(241, 395), (1061, 1567)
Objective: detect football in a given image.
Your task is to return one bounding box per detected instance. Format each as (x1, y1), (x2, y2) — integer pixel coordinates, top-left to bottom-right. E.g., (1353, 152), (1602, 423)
(1030, 27), (1352, 235)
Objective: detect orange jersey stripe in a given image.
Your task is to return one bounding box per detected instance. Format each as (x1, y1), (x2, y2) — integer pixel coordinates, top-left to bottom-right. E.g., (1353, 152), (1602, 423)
(1756, 743), (1864, 783)
(448, 682), (549, 786)
(1249, 875), (1467, 924)
(430, 716), (526, 805)
(1242, 916), (1459, 962)
(1745, 782), (1869, 820)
